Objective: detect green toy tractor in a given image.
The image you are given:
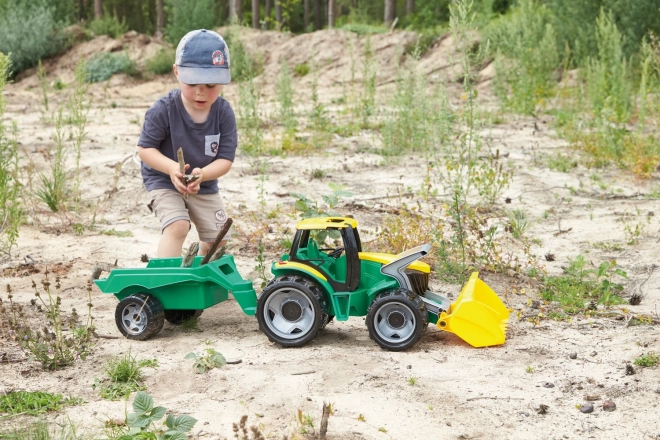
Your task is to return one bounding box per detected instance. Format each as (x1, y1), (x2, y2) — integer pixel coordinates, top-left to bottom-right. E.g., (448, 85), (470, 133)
(256, 217), (509, 351)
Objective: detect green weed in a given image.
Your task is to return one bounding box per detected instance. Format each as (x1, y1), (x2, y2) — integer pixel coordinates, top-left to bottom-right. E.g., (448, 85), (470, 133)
(185, 348), (226, 373)
(89, 13), (128, 38)
(276, 58), (296, 135)
(293, 63), (310, 77)
(237, 71), (263, 154)
(179, 317), (201, 332)
(633, 352), (659, 367)
(0, 391), (82, 416)
(0, 419), (83, 440)
(145, 48), (175, 76)
(100, 228), (134, 238)
(84, 52), (137, 83)
(506, 209), (532, 239)
(95, 351), (146, 400)
(407, 377), (417, 386)
(539, 255), (626, 313)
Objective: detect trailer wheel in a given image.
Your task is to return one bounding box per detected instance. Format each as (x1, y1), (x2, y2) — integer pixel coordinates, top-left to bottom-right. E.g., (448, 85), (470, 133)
(115, 294), (165, 340)
(164, 309), (203, 325)
(257, 275), (327, 347)
(366, 289), (427, 351)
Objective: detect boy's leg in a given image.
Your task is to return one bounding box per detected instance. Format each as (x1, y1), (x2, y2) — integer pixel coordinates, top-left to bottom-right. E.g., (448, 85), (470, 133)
(187, 192), (229, 256)
(148, 189), (191, 257)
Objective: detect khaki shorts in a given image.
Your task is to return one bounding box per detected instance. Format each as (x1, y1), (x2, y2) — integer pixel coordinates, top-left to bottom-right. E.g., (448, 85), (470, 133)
(147, 189), (228, 243)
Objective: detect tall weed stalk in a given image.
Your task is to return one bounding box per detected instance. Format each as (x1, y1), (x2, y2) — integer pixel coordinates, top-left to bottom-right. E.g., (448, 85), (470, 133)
(68, 58), (90, 207)
(0, 54), (23, 256)
(237, 70), (263, 154)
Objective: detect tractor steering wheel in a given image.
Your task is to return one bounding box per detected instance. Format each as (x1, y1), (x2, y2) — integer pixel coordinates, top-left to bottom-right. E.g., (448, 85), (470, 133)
(327, 247), (344, 258)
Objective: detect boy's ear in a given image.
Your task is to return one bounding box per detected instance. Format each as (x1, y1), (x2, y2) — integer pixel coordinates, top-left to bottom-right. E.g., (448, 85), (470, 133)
(172, 64), (178, 77)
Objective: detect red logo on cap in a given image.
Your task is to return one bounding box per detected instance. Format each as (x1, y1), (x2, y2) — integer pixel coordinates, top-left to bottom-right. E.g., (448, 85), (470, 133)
(212, 50), (225, 66)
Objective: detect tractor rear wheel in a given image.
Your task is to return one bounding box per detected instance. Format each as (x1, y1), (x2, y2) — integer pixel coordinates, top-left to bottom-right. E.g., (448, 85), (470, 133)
(164, 309), (203, 325)
(366, 289), (427, 351)
(115, 294), (165, 340)
(257, 275), (327, 347)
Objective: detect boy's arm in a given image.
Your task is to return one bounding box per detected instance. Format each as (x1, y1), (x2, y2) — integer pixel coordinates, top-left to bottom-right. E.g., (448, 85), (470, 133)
(138, 146), (190, 194)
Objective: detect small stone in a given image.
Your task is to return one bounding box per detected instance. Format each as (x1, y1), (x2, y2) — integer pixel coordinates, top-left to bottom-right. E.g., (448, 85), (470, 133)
(543, 382), (555, 388)
(519, 411), (529, 417)
(603, 400), (616, 412)
(580, 403), (594, 414)
(536, 404), (549, 414)
(530, 300), (540, 309)
(407, 365), (412, 369)
(584, 395), (600, 401)
(625, 364), (635, 375)
(569, 352), (577, 359)
(655, 388), (660, 394)
(590, 351), (597, 357)
(306, 397), (312, 401)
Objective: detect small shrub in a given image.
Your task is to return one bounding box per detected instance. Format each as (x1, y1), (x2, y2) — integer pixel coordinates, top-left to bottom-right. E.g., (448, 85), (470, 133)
(95, 351), (146, 400)
(0, 391), (82, 415)
(633, 352), (659, 367)
(293, 63), (310, 77)
(185, 348), (226, 373)
(113, 391), (197, 439)
(89, 13), (128, 39)
(164, 0), (217, 45)
(145, 47), (175, 76)
(84, 52), (137, 83)
(1, 272), (95, 370)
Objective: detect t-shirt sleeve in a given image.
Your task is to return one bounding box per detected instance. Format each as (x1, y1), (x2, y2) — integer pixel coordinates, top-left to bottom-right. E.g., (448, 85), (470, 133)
(138, 99), (169, 148)
(217, 102), (238, 162)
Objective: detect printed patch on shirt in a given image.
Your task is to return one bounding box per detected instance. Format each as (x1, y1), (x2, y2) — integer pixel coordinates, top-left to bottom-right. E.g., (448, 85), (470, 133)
(215, 209), (227, 223)
(205, 134), (220, 156)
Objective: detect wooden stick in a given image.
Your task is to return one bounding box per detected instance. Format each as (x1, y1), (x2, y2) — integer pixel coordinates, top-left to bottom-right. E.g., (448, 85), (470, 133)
(320, 402), (330, 439)
(201, 218), (233, 265)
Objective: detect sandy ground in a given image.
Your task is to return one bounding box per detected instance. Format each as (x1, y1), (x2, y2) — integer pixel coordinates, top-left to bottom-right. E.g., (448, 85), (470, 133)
(1, 28), (660, 439)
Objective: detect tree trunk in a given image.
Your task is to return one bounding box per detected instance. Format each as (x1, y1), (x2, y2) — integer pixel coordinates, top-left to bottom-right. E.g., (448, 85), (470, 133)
(156, 0), (165, 37)
(384, 0), (395, 26)
(304, 0), (310, 31)
(406, 0), (414, 15)
(229, 0), (236, 23)
(252, 0), (260, 28)
(275, 0), (282, 29)
(265, 0), (271, 29)
(94, 0), (103, 19)
(314, 0), (321, 30)
(328, 0), (334, 28)
(236, 0), (243, 23)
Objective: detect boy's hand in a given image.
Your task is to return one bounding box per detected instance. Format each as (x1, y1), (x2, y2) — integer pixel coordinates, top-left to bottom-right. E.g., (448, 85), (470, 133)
(170, 163), (190, 194)
(186, 167), (204, 194)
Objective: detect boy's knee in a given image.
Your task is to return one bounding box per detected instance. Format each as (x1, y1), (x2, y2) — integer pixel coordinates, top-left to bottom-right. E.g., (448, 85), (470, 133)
(163, 220), (190, 240)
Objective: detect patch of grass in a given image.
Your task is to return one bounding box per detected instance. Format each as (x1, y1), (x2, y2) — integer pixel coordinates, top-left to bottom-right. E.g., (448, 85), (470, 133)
(547, 153), (577, 172)
(539, 255), (626, 313)
(506, 209), (532, 239)
(633, 352), (659, 367)
(100, 228), (134, 237)
(407, 377), (417, 386)
(293, 63), (310, 77)
(89, 13), (128, 39)
(179, 317), (201, 332)
(95, 351), (145, 400)
(0, 391), (82, 416)
(0, 419), (82, 440)
(525, 365), (535, 373)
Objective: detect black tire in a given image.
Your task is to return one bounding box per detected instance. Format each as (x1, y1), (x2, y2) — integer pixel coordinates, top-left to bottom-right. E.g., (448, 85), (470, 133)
(256, 275), (328, 347)
(115, 294), (165, 340)
(366, 288), (427, 351)
(321, 315), (335, 329)
(164, 309), (203, 325)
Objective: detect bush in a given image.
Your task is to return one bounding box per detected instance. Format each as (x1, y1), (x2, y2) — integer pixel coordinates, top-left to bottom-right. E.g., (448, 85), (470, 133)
(223, 29), (264, 82)
(145, 47), (175, 75)
(164, 0), (217, 45)
(84, 52), (138, 83)
(89, 13), (129, 39)
(0, 1), (71, 76)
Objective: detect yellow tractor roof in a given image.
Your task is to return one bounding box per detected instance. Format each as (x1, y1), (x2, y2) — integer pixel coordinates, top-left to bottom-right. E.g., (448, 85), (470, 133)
(296, 217), (358, 230)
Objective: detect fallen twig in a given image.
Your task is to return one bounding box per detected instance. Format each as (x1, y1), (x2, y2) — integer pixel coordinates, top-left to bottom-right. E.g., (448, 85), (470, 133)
(291, 370), (316, 376)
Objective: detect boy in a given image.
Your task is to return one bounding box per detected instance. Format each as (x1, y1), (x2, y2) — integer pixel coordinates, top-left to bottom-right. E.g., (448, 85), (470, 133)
(138, 29), (236, 257)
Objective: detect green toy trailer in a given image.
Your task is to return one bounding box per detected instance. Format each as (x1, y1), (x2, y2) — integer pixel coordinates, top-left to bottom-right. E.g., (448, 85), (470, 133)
(257, 217), (509, 351)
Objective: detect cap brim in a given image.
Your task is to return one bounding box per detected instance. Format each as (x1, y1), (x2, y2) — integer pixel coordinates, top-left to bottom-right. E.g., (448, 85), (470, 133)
(177, 66), (231, 85)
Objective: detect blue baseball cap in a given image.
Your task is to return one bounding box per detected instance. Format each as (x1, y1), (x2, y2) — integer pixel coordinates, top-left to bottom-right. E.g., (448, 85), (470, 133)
(175, 29), (231, 85)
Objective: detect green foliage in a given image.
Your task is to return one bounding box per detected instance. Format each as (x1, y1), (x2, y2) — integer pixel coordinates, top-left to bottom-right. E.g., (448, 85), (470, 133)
(185, 348), (226, 373)
(1, 273), (95, 370)
(633, 352), (659, 367)
(89, 13), (129, 39)
(115, 391), (197, 440)
(237, 74), (263, 154)
(100, 228), (134, 237)
(0, 1), (71, 76)
(35, 108), (68, 212)
(254, 240), (269, 289)
(291, 183), (354, 219)
(0, 54), (22, 255)
(95, 351), (146, 400)
(293, 63), (310, 77)
(223, 30), (264, 83)
(506, 209), (532, 239)
(488, 0), (559, 114)
(276, 59), (296, 134)
(0, 419), (81, 440)
(84, 52), (137, 83)
(145, 48), (175, 76)
(0, 391), (82, 416)
(164, 0), (217, 44)
(540, 255), (627, 313)
(585, 9), (632, 122)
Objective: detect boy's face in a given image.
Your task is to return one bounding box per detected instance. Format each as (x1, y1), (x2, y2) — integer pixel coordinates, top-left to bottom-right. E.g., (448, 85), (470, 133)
(173, 65), (223, 112)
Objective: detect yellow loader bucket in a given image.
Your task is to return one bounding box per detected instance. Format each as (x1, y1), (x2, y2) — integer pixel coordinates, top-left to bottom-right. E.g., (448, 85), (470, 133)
(436, 272), (509, 347)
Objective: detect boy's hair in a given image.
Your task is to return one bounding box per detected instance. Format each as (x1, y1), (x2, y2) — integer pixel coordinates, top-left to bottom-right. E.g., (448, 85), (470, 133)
(176, 29), (231, 85)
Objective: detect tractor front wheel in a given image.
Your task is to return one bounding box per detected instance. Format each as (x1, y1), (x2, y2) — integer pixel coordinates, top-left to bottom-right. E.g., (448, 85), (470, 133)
(257, 275), (327, 347)
(115, 294), (165, 340)
(366, 289), (427, 351)
(164, 309), (203, 325)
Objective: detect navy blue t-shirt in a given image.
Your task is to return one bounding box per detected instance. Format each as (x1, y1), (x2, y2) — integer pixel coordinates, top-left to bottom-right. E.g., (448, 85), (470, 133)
(138, 89), (237, 194)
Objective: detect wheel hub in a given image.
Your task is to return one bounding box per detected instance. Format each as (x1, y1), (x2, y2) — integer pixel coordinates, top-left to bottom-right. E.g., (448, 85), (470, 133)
(281, 300), (303, 321)
(387, 311), (406, 329)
